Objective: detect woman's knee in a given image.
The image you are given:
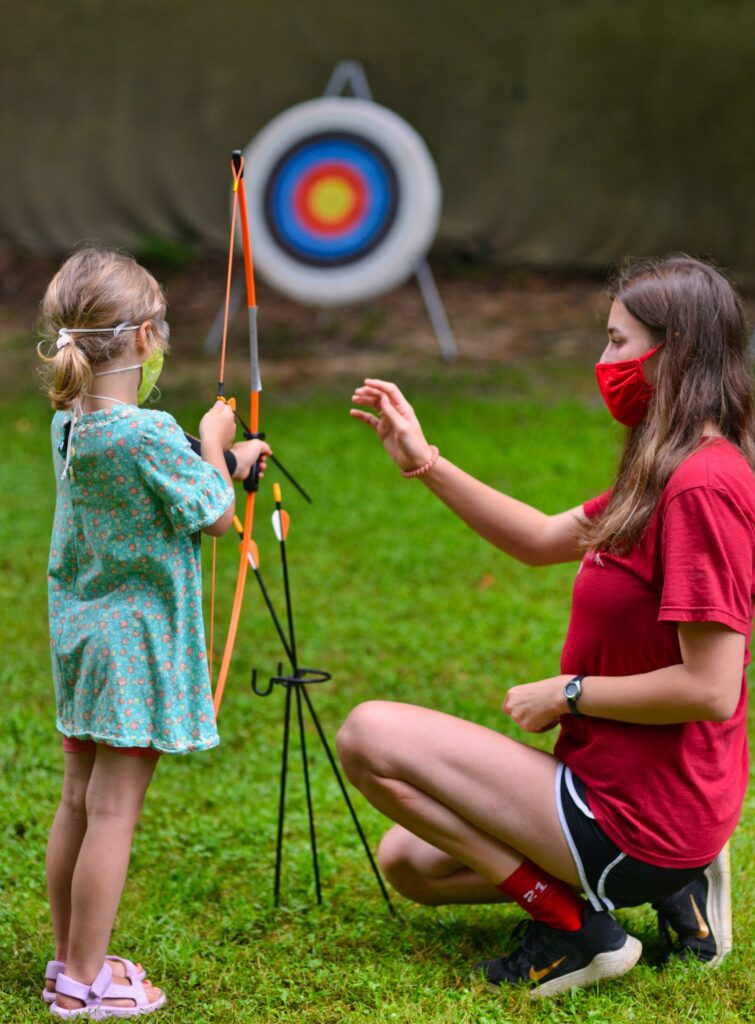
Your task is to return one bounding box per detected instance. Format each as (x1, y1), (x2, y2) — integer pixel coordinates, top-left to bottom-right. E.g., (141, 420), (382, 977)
(336, 700), (398, 782)
(377, 826), (414, 881)
(377, 828), (443, 906)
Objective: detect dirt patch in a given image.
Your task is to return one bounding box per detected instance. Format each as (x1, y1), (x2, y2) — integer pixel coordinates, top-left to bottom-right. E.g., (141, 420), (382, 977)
(3, 252), (752, 399)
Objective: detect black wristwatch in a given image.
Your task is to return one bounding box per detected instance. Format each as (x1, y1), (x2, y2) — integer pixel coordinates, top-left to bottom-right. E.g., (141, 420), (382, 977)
(564, 675), (585, 717)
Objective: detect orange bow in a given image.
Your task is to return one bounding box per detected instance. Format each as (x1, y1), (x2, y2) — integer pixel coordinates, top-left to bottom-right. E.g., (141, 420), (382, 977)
(209, 152), (262, 716)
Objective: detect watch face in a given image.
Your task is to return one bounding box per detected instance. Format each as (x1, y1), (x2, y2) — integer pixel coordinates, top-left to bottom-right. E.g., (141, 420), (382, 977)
(565, 681), (580, 700)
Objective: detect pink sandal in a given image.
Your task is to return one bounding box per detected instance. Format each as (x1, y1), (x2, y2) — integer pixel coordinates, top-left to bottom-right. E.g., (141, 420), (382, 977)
(42, 957), (146, 1005)
(42, 962), (65, 1006)
(50, 962), (165, 1019)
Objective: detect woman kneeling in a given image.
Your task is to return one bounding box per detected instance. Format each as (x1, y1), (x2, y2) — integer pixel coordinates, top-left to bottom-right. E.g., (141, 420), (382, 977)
(338, 256), (752, 997)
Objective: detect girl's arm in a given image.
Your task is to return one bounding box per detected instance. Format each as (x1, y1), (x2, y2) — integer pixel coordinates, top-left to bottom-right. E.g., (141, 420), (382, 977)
(199, 402), (236, 537)
(184, 431), (238, 476)
(503, 621), (745, 731)
(184, 433), (270, 483)
(351, 378), (586, 565)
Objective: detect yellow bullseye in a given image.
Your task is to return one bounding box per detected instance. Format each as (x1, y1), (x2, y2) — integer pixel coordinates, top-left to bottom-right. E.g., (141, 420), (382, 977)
(306, 176), (357, 224)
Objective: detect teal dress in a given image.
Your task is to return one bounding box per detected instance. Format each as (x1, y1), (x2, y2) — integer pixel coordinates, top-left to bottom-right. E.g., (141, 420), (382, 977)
(48, 406), (233, 753)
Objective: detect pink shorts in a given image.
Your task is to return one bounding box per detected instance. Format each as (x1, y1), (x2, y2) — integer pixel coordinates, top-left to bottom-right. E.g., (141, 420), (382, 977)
(62, 736), (161, 760)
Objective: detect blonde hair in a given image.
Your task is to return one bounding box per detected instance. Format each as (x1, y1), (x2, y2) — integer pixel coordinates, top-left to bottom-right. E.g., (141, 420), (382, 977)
(37, 245), (168, 409)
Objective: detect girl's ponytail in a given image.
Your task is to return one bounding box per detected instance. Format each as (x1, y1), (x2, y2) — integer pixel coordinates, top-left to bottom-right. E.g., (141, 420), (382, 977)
(37, 335), (94, 411)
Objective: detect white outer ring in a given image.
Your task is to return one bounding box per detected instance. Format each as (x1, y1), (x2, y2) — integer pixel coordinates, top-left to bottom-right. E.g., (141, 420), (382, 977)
(240, 97), (441, 306)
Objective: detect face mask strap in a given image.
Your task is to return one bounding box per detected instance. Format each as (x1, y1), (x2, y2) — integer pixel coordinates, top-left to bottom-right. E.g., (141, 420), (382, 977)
(90, 323), (162, 379)
(92, 363), (143, 378)
(637, 341), (665, 365)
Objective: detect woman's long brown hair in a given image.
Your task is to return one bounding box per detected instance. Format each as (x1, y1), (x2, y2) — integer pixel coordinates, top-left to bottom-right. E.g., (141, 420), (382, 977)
(582, 255), (755, 555)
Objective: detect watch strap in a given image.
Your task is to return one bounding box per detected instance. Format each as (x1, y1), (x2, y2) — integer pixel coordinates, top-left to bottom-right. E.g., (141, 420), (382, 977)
(565, 674), (585, 717)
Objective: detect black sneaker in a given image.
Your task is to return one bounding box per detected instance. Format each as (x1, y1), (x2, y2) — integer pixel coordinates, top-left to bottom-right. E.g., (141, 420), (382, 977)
(474, 904), (642, 998)
(653, 843), (732, 967)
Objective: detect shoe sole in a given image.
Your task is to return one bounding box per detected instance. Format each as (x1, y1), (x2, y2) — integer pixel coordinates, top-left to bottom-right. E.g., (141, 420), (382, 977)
(528, 935), (643, 999)
(705, 842), (732, 968)
(50, 993), (167, 1020)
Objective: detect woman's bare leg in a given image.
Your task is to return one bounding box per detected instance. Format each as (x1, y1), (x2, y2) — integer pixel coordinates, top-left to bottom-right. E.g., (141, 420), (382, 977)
(337, 701), (579, 889)
(378, 825), (510, 905)
(55, 747), (163, 1011)
(339, 702), (643, 996)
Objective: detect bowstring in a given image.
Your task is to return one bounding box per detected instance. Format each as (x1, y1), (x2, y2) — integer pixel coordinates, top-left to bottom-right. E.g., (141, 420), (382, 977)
(209, 158), (243, 686)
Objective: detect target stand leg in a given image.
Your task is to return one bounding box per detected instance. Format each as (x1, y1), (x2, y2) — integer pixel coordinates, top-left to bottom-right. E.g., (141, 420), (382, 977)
(415, 260), (458, 361)
(203, 278), (244, 354)
(324, 60), (374, 100)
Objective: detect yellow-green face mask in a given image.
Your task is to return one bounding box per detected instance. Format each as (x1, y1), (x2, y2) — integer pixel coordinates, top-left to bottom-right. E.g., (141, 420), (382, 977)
(88, 322), (167, 406)
(137, 348), (164, 405)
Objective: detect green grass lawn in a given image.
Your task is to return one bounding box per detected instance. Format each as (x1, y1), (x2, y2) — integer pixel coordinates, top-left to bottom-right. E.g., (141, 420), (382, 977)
(1, 366), (753, 1023)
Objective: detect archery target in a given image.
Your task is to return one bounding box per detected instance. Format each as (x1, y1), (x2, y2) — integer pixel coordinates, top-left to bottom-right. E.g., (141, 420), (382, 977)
(240, 98), (441, 306)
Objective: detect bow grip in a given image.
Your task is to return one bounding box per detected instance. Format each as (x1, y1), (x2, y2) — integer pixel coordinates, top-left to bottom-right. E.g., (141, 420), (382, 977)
(242, 429), (266, 493)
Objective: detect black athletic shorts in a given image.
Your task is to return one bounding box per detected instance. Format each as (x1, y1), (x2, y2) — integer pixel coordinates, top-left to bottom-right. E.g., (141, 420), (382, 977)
(556, 763), (709, 912)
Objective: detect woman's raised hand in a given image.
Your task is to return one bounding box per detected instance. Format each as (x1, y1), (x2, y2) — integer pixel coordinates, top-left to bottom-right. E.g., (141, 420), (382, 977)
(350, 379), (434, 473)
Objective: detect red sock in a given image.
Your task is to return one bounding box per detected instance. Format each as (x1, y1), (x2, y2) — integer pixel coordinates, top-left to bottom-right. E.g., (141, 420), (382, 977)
(496, 859), (586, 931)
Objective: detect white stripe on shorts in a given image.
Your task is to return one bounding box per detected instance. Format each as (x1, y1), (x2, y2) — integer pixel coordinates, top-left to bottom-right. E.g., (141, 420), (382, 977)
(597, 851), (626, 913)
(564, 765), (595, 819)
(554, 762), (602, 911)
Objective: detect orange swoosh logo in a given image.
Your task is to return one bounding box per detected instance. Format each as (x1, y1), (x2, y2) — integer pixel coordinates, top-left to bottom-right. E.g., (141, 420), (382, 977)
(689, 895), (709, 940)
(529, 956), (566, 982)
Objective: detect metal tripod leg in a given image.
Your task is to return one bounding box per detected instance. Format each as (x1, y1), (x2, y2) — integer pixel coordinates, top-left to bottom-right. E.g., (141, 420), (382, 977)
(295, 682), (322, 904)
(299, 684), (395, 912)
(273, 681), (292, 906)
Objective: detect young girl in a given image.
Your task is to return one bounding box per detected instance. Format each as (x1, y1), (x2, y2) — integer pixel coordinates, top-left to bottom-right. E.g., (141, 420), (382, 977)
(340, 255), (754, 997)
(38, 245), (269, 1017)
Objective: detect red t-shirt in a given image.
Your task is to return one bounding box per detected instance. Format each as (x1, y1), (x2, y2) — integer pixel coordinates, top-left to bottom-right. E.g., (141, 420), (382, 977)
(555, 438), (754, 868)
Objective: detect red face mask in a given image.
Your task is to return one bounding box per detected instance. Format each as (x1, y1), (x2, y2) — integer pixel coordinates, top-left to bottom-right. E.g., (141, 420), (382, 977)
(595, 344), (664, 428)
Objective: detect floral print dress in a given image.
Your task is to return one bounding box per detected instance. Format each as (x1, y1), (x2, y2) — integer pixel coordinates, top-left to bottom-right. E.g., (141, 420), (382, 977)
(48, 406), (233, 753)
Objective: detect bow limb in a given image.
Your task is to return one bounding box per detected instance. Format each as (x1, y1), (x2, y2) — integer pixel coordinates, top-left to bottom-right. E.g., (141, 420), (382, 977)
(212, 494), (254, 715)
(212, 152), (261, 716)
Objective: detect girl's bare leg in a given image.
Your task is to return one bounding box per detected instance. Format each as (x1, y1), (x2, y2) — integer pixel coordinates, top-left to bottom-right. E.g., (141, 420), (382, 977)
(46, 750), (97, 963)
(55, 747), (163, 1011)
(337, 701), (580, 891)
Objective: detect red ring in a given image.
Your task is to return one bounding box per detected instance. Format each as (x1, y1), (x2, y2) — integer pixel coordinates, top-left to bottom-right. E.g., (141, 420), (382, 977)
(292, 162), (368, 236)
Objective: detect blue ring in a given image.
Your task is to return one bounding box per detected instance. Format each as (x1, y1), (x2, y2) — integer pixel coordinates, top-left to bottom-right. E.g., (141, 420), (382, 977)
(264, 133), (399, 268)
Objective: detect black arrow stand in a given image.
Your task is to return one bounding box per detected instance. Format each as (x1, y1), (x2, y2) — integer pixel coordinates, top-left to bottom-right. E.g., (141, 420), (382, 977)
(248, 493), (394, 912)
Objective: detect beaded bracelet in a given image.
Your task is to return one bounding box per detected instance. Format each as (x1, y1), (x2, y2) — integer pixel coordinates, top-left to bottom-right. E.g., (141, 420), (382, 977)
(401, 445), (440, 478)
